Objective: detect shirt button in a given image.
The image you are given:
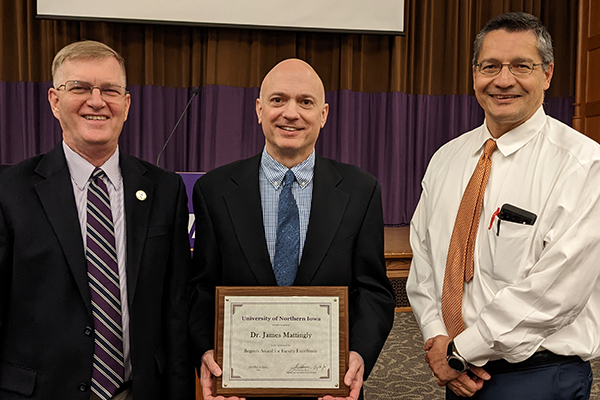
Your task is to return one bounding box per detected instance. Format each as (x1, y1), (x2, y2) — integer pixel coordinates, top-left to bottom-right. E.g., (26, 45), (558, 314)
(79, 383), (88, 392)
(84, 326), (93, 336)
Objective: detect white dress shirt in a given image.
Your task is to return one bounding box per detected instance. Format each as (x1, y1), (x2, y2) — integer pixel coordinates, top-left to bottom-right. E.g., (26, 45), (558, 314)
(407, 106), (600, 366)
(63, 142), (132, 380)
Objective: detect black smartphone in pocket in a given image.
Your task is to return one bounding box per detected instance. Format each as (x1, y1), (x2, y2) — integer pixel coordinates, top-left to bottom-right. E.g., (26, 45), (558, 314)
(498, 204), (537, 225)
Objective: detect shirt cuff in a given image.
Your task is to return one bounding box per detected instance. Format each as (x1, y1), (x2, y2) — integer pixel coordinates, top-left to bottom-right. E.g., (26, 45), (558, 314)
(454, 325), (496, 367)
(420, 319), (448, 342)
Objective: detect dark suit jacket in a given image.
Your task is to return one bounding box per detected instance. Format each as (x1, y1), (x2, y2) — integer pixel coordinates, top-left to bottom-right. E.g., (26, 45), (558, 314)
(0, 144), (194, 399)
(189, 153), (395, 397)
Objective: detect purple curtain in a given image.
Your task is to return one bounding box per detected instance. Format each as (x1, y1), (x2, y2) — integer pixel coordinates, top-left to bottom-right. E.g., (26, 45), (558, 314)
(0, 81), (574, 225)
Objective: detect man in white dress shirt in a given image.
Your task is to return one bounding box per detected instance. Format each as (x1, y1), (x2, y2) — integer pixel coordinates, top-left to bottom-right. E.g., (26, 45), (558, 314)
(407, 11), (600, 399)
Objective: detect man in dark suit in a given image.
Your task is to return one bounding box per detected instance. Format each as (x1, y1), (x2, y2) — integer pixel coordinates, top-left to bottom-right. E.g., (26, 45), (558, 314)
(0, 41), (194, 399)
(189, 59), (396, 400)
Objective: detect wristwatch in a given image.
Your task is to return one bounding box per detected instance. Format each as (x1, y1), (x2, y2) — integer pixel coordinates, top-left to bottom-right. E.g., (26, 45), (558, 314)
(447, 340), (469, 373)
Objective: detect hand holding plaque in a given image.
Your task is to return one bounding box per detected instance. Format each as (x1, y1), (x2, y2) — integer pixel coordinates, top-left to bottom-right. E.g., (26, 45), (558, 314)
(200, 350), (246, 400)
(325, 351), (364, 400)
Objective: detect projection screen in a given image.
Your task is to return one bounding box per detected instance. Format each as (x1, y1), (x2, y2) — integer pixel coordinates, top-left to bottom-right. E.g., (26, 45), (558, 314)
(37, 0), (405, 35)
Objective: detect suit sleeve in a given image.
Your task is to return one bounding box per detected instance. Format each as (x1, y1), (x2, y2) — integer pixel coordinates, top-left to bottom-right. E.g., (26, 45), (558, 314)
(0, 197), (12, 331)
(349, 181), (396, 379)
(162, 176), (195, 399)
(188, 179), (221, 370)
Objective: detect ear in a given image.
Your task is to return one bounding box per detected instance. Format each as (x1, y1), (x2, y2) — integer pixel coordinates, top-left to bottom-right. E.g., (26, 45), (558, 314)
(543, 62), (554, 91)
(48, 88), (61, 120)
(320, 103), (329, 128)
(123, 92), (131, 122)
(472, 65), (477, 92)
(255, 98), (263, 124)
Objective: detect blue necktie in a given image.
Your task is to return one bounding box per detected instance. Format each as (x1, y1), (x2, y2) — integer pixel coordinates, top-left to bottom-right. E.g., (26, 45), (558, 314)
(273, 169), (300, 286)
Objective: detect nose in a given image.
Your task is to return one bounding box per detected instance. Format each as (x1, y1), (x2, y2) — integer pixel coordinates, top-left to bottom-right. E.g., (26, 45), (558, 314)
(493, 65), (517, 87)
(87, 87), (105, 108)
(281, 101), (300, 120)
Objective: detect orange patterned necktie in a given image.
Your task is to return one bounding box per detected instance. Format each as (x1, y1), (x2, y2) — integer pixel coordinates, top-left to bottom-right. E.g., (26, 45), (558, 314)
(442, 138), (497, 338)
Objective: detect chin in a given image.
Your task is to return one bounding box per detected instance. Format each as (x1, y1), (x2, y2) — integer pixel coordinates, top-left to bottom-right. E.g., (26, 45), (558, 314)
(275, 139), (302, 150)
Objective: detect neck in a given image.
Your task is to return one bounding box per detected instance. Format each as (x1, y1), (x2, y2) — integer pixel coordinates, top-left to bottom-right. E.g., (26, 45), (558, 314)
(486, 120), (524, 139)
(64, 140), (117, 167)
(266, 147), (312, 169)
(485, 105), (542, 138)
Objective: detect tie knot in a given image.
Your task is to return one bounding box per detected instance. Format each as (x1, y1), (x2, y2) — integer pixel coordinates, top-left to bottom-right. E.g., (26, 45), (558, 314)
(483, 139), (497, 157)
(284, 169), (295, 187)
(91, 168), (106, 181)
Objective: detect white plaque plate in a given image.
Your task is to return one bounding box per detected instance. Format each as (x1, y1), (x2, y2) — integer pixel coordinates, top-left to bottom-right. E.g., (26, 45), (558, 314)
(222, 295), (339, 389)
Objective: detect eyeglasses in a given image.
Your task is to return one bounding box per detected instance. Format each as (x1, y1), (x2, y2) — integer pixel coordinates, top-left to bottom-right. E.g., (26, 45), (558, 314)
(56, 80), (128, 98)
(475, 61), (545, 76)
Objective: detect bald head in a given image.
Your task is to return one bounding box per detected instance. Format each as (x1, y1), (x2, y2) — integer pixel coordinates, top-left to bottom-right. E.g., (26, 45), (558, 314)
(259, 59), (326, 105)
(256, 58), (329, 168)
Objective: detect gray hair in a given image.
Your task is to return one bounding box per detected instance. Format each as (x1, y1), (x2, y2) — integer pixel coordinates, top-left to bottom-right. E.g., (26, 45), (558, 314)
(472, 12), (554, 70)
(52, 40), (127, 87)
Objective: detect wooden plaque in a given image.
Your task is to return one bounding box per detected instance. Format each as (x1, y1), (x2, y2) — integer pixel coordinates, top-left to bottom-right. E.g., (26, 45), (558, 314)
(214, 286), (350, 397)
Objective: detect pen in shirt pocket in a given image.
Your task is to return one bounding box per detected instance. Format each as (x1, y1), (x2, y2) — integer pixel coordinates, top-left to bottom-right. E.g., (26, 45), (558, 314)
(488, 207), (500, 235)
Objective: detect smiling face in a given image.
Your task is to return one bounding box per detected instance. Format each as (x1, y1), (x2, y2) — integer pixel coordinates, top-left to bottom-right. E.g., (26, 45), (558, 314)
(256, 59), (329, 168)
(473, 29), (553, 137)
(48, 57), (131, 166)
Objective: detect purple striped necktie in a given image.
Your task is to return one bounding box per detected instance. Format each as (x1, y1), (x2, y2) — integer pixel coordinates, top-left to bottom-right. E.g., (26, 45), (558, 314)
(86, 168), (124, 400)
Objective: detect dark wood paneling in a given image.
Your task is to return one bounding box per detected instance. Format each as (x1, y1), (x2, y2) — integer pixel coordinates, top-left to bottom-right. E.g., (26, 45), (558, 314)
(384, 226), (412, 312)
(574, 0), (600, 136)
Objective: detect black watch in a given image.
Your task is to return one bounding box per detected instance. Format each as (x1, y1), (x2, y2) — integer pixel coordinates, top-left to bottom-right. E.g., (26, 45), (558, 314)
(447, 340), (469, 373)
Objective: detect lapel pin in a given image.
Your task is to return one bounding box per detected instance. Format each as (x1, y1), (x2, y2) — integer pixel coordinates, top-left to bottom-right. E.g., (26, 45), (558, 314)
(136, 190), (147, 201)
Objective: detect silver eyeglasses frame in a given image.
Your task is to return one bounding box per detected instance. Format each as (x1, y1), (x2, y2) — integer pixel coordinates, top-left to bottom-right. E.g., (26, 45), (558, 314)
(56, 80), (128, 97)
(474, 62), (546, 76)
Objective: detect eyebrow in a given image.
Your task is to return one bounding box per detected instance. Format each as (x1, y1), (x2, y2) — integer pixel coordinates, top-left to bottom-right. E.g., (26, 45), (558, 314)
(66, 79), (125, 87)
(267, 92), (318, 101)
(479, 57), (536, 63)
(267, 92), (287, 98)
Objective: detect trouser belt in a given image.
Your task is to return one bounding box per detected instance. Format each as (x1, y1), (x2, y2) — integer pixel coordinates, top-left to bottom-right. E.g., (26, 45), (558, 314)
(483, 350), (583, 375)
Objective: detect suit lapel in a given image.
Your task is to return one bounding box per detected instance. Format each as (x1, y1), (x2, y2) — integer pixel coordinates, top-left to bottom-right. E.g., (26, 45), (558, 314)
(34, 144), (91, 313)
(120, 154), (153, 305)
(223, 155), (277, 285)
(295, 155), (348, 285)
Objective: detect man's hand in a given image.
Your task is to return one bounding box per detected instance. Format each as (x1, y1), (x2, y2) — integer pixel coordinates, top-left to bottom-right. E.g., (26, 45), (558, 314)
(424, 335), (459, 385)
(424, 335), (490, 396)
(200, 350), (245, 400)
(320, 351), (364, 400)
(446, 367), (489, 397)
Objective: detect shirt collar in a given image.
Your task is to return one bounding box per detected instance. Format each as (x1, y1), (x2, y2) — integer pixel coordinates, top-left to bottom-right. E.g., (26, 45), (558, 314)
(260, 147), (315, 190)
(62, 141), (122, 191)
(475, 106), (547, 157)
